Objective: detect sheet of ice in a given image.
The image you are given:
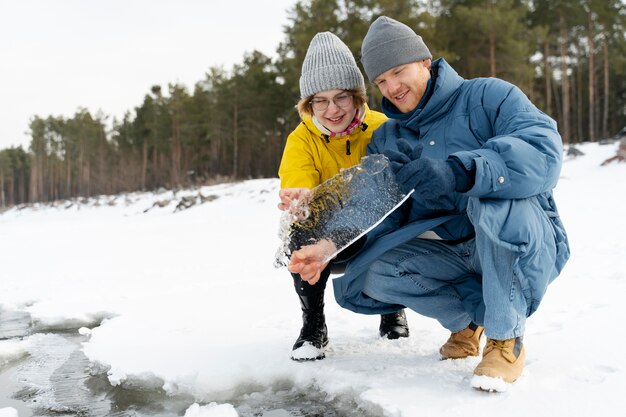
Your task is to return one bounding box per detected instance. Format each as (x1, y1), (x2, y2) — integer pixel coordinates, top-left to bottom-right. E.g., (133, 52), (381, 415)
(275, 154), (410, 267)
(1, 142), (625, 416)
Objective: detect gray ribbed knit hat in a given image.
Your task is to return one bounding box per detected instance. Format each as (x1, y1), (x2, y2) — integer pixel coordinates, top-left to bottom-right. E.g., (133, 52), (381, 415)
(299, 32), (365, 99)
(361, 16), (432, 82)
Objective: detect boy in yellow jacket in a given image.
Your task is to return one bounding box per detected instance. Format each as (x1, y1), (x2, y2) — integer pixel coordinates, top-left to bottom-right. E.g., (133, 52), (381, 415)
(277, 32), (409, 361)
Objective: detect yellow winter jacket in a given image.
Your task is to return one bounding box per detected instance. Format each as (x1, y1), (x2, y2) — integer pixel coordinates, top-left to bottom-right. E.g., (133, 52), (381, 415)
(278, 105), (387, 189)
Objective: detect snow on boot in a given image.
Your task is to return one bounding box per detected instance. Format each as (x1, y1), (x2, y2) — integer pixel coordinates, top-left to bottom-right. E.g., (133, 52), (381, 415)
(439, 323), (484, 360)
(471, 337), (525, 392)
(291, 293), (328, 361)
(379, 309), (409, 339)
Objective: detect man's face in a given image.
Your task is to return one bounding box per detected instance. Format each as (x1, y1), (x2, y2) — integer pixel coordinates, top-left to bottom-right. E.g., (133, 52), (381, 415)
(374, 60), (432, 113)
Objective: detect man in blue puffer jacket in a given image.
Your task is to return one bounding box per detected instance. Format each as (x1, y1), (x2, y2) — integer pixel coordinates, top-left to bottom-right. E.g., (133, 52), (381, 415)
(288, 16), (569, 391)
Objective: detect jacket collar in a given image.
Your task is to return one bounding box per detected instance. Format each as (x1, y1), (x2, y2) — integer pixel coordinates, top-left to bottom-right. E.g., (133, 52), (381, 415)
(302, 104), (371, 140)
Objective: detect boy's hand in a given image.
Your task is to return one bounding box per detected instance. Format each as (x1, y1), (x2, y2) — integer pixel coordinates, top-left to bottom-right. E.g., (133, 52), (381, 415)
(288, 239), (337, 285)
(278, 188), (312, 211)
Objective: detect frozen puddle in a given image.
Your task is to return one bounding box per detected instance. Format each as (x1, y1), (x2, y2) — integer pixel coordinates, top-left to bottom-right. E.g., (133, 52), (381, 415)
(1, 317), (377, 417)
(4, 332), (194, 416)
(230, 388), (376, 417)
(0, 309), (32, 340)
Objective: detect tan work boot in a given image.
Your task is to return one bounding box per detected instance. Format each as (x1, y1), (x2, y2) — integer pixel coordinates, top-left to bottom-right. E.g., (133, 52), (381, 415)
(472, 337), (525, 391)
(439, 324), (484, 360)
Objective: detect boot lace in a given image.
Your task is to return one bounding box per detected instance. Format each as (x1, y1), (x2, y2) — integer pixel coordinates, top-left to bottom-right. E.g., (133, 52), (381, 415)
(302, 310), (325, 338)
(486, 339), (509, 352)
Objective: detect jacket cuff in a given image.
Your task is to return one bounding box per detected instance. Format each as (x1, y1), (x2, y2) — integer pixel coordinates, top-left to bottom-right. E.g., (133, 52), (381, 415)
(447, 157), (476, 192)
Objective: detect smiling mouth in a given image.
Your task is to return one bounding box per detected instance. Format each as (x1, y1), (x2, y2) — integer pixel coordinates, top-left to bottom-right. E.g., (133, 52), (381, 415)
(394, 91), (408, 101)
(327, 115), (344, 123)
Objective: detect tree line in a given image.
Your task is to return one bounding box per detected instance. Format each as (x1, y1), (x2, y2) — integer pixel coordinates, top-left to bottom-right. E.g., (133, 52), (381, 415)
(2, 0), (626, 208)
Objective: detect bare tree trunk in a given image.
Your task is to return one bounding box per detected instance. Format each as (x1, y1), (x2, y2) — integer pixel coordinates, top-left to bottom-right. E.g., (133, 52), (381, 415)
(151, 107), (159, 189)
(78, 138), (84, 197)
(141, 139), (148, 190)
(18, 171), (27, 204)
(85, 163), (91, 197)
(232, 92), (239, 179)
(152, 148), (158, 188)
(0, 165), (5, 208)
(575, 61), (583, 143)
(171, 114), (181, 188)
(588, 11), (595, 141)
(8, 173), (14, 206)
(489, 30), (496, 77)
(559, 15), (571, 145)
(50, 162), (55, 201)
(41, 154), (47, 201)
(487, 0), (496, 78)
(66, 153), (72, 198)
(602, 36), (609, 138)
(544, 40), (552, 115)
(28, 155), (38, 203)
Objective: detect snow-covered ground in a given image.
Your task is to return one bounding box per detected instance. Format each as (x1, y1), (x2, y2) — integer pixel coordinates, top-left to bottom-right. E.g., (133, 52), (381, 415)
(1, 141), (625, 416)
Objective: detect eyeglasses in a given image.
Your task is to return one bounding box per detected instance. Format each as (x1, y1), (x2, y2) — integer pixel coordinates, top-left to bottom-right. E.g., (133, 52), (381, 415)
(310, 93), (354, 112)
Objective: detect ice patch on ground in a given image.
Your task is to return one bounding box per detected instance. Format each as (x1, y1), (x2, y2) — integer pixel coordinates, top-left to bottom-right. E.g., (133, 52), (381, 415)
(0, 308), (32, 340)
(12, 333), (81, 410)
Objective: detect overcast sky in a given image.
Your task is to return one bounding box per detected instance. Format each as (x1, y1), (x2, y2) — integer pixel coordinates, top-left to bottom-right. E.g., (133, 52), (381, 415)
(0, 0), (298, 149)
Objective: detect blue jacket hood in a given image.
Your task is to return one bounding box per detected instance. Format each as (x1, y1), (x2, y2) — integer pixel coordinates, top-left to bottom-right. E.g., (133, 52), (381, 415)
(381, 58), (464, 127)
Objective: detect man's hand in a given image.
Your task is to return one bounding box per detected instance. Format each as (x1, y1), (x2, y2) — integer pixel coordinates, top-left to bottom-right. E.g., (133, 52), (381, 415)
(384, 139), (457, 210)
(288, 239), (337, 285)
(278, 188), (312, 211)
(382, 144), (411, 174)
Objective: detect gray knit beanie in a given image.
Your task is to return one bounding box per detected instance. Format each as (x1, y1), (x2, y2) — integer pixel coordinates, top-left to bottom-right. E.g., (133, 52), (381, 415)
(361, 16), (432, 82)
(299, 32), (365, 99)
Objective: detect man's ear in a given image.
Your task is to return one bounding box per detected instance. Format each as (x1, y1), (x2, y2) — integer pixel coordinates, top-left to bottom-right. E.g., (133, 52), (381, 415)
(422, 58), (432, 69)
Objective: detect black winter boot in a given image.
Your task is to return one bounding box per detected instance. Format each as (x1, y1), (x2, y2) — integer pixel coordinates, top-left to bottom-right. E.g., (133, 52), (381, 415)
(291, 292), (329, 361)
(379, 309), (410, 339)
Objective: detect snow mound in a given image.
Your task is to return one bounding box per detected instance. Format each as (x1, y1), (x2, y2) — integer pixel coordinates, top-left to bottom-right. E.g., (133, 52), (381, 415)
(470, 374), (508, 392)
(290, 341), (325, 361)
(0, 408), (18, 417)
(184, 402), (238, 417)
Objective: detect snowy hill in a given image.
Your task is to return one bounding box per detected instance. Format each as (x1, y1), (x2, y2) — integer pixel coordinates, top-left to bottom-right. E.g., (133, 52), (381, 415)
(1, 141), (625, 417)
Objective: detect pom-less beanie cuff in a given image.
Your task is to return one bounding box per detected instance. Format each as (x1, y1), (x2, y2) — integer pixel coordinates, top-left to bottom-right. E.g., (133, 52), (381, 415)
(361, 16), (432, 82)
(300, 32), (365, 99)
(300, 64), (365, 99)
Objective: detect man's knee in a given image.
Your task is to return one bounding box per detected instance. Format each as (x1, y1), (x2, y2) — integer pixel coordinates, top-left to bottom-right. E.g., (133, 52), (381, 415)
(362, 260), (394, 301)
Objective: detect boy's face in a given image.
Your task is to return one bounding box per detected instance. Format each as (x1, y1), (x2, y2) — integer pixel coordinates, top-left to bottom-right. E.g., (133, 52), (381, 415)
(374, 60), (432, 113)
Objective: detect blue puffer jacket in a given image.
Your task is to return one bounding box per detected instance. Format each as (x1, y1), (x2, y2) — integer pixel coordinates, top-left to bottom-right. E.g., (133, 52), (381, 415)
(332, 58), (570, 314)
